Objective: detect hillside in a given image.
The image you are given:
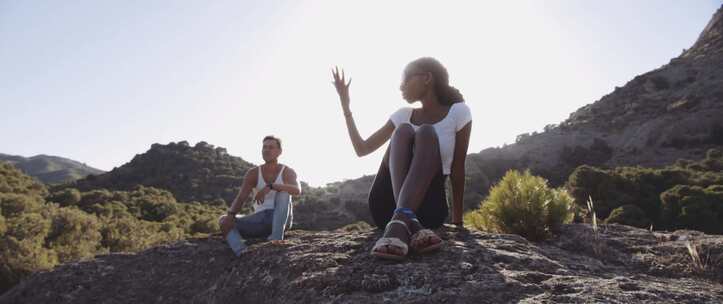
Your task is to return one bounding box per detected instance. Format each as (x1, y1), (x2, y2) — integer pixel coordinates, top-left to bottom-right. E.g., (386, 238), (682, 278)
(63, 141), (254, 204)
(0, 154), (104, 185)
(464, 5), (723, 195)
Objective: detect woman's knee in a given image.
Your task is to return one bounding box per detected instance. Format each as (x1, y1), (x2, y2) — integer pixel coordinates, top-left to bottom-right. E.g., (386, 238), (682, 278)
(392, 123), (415, 140)
(414, 125), (439, 144)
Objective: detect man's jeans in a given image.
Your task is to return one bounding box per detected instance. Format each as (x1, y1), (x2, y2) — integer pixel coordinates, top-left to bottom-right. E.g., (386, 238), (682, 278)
(232, 191), (293, 241)
(269, 191), (293, 240)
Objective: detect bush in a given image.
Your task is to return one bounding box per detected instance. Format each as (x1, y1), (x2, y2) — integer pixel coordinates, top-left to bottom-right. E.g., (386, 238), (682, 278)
(140, 199), (178, 222)
(567, 149), (723, 232)
(0, 212), (56, 292)
(660, 185), (723, 234)
(567, 165), (627, 219)
(79, 189), (114, 208)
(0, 214), (6, 236)
(48, 188), (82, 207)
(45, 208), (102, 262)
(4, 212), (51, 241)
(0, 235), (57, 292)
(85, 201), (130, 218)
(465, 170), (574, 241)
(190, 216), (218, 234)
(0, 193), (44, 218)
(0, 162), (48, 197)
(100, 216), (157, 252)
(604, 204), (651, 228)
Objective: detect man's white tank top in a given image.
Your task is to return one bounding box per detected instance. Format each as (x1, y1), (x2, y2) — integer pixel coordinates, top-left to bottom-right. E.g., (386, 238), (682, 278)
(253, 165), (285, 213)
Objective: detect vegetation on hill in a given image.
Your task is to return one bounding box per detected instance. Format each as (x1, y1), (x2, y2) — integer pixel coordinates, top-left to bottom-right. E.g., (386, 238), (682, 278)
(62, 141), (254, 204)
(567, 149), (723, 233)
(0, 162), (224, 294)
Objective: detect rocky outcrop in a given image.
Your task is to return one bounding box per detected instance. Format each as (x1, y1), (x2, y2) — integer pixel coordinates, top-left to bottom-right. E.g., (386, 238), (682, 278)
(2, 224), (722, 303)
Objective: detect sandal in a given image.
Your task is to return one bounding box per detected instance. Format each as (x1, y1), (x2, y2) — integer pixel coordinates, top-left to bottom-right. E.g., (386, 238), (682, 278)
(409, 219), (443, 253)
(371, 219), (411, 261)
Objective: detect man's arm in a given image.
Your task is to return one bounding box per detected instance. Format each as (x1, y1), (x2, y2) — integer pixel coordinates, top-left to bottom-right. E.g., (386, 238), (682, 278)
(272, 167), (301, 196)
(227, 168), (258, 214)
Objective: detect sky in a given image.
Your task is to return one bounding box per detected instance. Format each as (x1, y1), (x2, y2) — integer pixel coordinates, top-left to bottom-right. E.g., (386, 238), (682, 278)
(1, 1), (721, 186)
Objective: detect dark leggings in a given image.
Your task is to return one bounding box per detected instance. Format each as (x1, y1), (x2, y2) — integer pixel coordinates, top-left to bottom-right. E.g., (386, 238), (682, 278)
(368, 148), (449, 229)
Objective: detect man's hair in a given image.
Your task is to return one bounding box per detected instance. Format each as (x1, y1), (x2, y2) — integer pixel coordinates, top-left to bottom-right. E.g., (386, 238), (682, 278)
(263, 135), (282, 149)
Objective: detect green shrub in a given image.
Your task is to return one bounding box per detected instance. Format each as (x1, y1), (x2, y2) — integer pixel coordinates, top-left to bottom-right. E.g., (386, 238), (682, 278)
(566, 165), (629, 219)
(465, 170), (574, 241)
(5, 212), (51, 241)
(45, 208), (102, 262)
(140, 199), (178, 222)
(568, 149), (723, 232)
(100, 216), (157, 252)
(85, 201), (130, 218)
(0, 212), (56, 292)
(79, 189), (114, 208)
(660, 185), (723, 234)
(0, 162), (48, 197)
(0, 235), (57, 292)
(190, 216), (218, 234)
(604, 204), (651, 228)
(0, 193), (44, 218)
(48, 188), (82, 207)
(0, 214), (6, 236)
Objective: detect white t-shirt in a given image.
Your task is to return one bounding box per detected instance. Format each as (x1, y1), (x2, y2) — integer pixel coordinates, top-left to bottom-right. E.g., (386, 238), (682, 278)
(389, 102), (472, 175)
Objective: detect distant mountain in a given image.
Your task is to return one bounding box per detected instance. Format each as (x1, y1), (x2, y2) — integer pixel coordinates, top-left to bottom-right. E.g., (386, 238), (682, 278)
(0, 153), (105, 185)
(61, 141), (255, 204)
(463, 6), (723, 199)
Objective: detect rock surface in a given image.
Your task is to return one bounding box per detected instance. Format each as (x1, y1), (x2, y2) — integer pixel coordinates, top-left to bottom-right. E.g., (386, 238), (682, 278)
(2, 224), (722, 303)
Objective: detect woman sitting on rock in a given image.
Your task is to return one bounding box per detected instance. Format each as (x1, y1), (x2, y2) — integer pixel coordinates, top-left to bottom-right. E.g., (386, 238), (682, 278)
(331, 57), (472, 260)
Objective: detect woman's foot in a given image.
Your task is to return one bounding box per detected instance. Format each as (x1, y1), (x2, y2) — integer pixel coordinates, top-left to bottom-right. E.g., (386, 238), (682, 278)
(371, 213), (412, 260)
(409, 219), (443, 253)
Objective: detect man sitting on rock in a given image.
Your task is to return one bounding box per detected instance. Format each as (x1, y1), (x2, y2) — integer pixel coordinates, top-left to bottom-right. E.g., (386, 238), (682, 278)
(219, 135), (301, 256)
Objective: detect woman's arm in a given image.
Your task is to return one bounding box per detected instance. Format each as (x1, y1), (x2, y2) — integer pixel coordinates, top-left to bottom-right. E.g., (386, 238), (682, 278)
(344, 118), (394, 157)
(450, 122), (472, 225)
(333, 67), (394, 157)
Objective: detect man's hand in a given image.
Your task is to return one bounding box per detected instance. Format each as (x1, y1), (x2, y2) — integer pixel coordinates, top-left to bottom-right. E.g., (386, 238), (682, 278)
(254, 187), (270, 204)
(220, 214), (236, 232)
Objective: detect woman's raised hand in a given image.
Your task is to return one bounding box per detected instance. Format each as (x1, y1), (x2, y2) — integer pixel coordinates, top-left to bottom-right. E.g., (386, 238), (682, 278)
(331, 66), (352, 111)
